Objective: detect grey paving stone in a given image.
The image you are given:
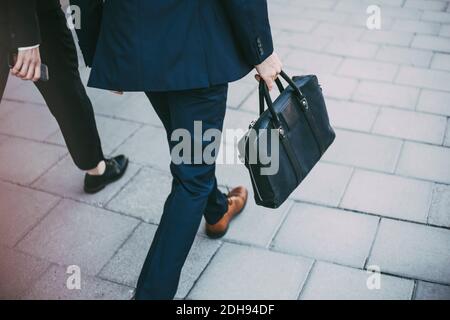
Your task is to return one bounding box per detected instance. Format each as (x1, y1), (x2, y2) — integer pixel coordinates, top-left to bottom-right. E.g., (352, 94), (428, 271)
(396, 142), (450, 184)
(428, 184), (450, 228)
(285, 51), (343, 74)
(32, 155), (139, 207)
(336, 2), (419, 19)
(227, 81), (256, 109)
(0, 103), (59, 141)
(99, 223), (157, 288)
(313, 23), (364, 40)
(334, 0), (371, 13)
(412, 35), (450, 53)
(198, 196), (292, 248)
(215, 162), (253, 191)
(374, 6), (422, 20)
(0, 181), (59, 247)
(322, 129), (402, 173)
(417, 90), (450, 116)
(107, 167), (172, 223)
(293, 0), (335, 10)
(396, 66), (450, 92)
(222, 109), (256, 134)
(376, 46), (433, 67)
(99, 223), (221, 298)
(25, 265), (133, 300)
(368, 219), (450, 285)
(269, 15), (317, 33)
(337, 59), (399, 82)
(300, 8), (349, 24)
(353, 80), (420, 110)
(431, 53), (450, 72)
(3, 80), (46, 105)
(326, 99), (379, 132)
(0, 134), (7, 145)
(319, 74), (359, 100)
(273, 203), (379, 268)
(89, 90), (162, 127)
(422, 11), (450, 23)
(405, 0), (447, 11)
(17, 199), (139, 275)
(300, 262), (414, 300)
(361, 30), (414, 47)
(415, 281), (450, 300)
(275, 31), (331, 51)
(1, 74), (24, 98)
(440, 24), (450, 37)
(372, 108), (447, 144)
(115, 125), (171, 172)
(0, 246), (50, 299)
(392, 19), (440, 35)
(0, 99), (21, 119)
(176, 236), (222, 299)
(46, 115), (141, 155)
(324, 40), (379, 59)
(188, 243), (313, 300)
(445, 118), (450, 147)
(341, 170), (433, 223)
(0, 136), (67, 185)
(239, 87), (282, 114)
(292, 162), (353, 207)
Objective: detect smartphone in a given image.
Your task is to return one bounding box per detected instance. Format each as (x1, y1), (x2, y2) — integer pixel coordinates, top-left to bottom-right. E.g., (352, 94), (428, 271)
(8, 51), (49, 82)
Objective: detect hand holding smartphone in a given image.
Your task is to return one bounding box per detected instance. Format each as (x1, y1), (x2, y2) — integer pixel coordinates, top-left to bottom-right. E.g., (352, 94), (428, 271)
(8, 50), (49, 82)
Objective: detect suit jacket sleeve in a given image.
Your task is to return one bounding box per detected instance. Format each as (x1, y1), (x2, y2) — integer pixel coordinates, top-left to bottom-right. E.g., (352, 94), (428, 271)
(221, 0), (274, 66)
(7, 0), (41, 49)
(70, 0), (103, 67)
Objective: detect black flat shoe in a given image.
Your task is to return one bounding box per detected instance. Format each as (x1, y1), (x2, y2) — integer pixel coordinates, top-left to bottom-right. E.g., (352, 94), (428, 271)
(84, 155), (129, 194)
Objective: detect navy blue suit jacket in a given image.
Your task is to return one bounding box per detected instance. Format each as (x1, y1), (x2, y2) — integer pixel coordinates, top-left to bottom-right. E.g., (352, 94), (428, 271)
(71, 0), (274, 92)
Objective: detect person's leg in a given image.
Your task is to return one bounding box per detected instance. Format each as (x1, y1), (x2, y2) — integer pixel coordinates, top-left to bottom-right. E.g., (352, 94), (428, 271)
(135, 84), (229, 300)
(34, 8), (104, 170)
(145, 90), (228, 225)
(203, 178), (229, 224)
(145, 91), (172, 140)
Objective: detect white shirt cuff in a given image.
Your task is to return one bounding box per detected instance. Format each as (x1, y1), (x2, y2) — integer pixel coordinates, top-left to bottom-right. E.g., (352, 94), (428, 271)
(18, 44), (40, 51)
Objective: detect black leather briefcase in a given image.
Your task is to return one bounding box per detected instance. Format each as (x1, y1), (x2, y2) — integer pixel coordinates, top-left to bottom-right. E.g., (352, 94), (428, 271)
(238, 71), (335, 208)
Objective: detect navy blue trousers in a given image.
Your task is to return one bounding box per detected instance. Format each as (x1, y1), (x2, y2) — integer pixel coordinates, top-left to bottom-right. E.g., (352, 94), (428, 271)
(135, 84), (229, 300)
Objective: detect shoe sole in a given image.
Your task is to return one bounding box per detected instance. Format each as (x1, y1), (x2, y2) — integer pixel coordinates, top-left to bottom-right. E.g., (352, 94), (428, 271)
(205, 195), (248, 239)
(84, 159), (129, 194)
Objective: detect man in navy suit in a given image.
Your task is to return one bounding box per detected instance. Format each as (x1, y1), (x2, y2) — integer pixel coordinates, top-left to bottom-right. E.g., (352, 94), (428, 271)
(72, 0), (282, 300)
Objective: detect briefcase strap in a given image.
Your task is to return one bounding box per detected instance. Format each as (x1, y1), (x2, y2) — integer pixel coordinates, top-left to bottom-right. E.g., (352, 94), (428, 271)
(260, 71), (327, 155)
(258, 72), (304, 115)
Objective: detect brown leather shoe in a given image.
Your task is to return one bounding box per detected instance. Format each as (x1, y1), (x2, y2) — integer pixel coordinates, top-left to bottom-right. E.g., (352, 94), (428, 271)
(205, 186), (248, 239)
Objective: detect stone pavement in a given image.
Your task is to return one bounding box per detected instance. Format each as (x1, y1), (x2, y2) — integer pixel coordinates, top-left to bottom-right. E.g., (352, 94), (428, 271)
(1, 0), (450, 300)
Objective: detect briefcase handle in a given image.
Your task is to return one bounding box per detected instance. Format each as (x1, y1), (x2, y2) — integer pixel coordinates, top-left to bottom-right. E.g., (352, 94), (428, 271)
(259, 71), (306, 116)
(274, 71), (305, 97)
